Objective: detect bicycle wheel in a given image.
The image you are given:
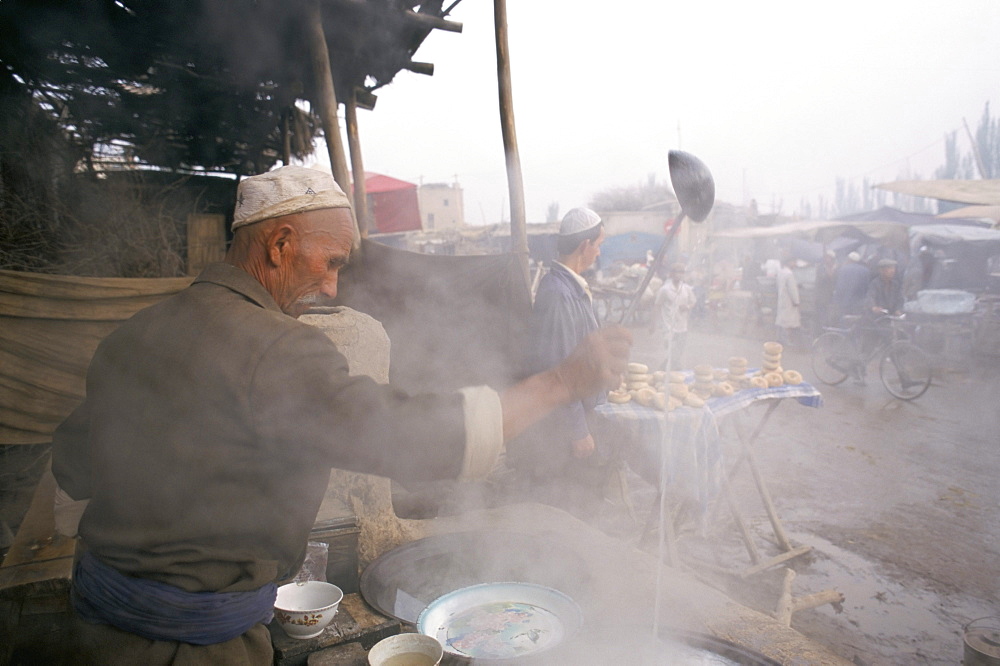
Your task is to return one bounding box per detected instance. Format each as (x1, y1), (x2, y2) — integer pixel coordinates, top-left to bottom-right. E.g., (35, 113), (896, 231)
(879, 341), (932, 400)
(811, 331), (852, 385)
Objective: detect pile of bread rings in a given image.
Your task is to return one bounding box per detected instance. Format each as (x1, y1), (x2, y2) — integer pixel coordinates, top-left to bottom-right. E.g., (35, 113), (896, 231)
(607, 362), (696, 412)
(607, 341), (804, 412)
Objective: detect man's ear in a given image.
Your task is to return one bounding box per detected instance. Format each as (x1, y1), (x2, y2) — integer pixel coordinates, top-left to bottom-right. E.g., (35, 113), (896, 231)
(265, 223), (295, 267)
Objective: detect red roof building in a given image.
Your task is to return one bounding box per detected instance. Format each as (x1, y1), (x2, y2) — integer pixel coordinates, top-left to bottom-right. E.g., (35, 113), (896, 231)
(364, 173), (422, 234)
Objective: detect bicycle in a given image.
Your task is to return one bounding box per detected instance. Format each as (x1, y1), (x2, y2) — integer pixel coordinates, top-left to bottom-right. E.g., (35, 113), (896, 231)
(811, 313), (933, 400)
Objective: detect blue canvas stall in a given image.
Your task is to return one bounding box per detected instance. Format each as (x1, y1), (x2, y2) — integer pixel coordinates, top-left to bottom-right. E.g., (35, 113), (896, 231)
(598, 232), (662, 270)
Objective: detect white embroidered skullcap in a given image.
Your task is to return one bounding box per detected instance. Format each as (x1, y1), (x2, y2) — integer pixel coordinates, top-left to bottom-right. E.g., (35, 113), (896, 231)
(559, 207), (602, 236)
(848, 251), (861, 262)
(232, 165), (351, 231)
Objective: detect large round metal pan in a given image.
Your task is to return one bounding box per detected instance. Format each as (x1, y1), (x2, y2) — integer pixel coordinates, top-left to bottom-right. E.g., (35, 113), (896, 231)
(417, 582), (583, 662)
(359, 530), (591, 625)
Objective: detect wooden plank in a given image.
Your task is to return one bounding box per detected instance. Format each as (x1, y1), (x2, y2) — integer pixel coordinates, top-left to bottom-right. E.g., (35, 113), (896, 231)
(307, 641), (367, 666)
(1, 468), (75, 569)
(0, 559), (73, 599)
(773, 568), (795, 626)
(186, 213), (226, 276)
(270, 593), (400, 666)
(1, 466), (76, 599)
(740, 545), (812, 579)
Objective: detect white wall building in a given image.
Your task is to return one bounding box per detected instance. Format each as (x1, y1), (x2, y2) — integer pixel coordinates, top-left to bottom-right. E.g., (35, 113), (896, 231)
(418, 181), (464, 230)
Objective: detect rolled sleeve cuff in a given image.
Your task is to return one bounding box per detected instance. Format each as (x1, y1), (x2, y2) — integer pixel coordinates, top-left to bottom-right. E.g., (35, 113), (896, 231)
(458, 386), (504, 481)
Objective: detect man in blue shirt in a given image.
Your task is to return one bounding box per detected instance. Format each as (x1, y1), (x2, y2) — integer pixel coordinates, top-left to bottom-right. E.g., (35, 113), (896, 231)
(507, 208), (607, 508)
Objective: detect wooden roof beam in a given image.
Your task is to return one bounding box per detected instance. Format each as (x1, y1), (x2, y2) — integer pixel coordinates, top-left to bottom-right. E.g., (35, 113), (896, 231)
(323, 0), (463, 33)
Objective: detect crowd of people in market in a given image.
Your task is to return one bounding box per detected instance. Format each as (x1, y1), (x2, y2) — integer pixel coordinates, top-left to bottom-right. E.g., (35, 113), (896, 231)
(588, 244), (937, 345)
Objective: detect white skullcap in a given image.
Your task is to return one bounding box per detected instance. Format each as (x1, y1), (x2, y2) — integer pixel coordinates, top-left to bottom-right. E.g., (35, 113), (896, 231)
(232, 165), (351, 231)
(848, 251), (861, 262)
(559, 207), (602, 236)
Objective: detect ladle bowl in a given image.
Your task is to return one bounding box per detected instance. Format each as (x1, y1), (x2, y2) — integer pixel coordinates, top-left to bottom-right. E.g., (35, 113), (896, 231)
(668, 150), (715, 223)
(619, 150), (715, 323)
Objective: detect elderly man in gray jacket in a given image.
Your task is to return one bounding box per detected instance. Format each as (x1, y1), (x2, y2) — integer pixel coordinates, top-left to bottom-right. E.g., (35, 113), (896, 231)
(51, 166), (631, 664)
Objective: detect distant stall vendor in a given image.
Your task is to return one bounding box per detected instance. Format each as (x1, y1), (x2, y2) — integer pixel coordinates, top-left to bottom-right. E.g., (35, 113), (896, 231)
(866, 258), (904, 317)
(50, 166), (631, 664)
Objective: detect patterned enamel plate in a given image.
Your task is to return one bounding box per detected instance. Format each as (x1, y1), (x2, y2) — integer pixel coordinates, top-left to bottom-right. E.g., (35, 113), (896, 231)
(416, 582), (582, 662)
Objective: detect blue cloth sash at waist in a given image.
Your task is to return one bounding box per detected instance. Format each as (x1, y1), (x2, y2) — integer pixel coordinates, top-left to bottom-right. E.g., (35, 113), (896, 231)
(72, 549), (277, 645)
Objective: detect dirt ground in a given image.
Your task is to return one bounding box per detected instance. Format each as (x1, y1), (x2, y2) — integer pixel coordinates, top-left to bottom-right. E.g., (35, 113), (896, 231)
(615, 316), (1000, 666)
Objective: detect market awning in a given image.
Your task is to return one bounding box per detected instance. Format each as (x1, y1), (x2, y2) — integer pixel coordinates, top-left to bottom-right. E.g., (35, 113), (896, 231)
(711, 219), (909, 248)
(937, 204), (1000, 221)
(875, 179), (1000, 205)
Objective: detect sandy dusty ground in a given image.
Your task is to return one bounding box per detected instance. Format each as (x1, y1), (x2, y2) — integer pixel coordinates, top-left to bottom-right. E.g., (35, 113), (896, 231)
(619, 318), (1000, 665)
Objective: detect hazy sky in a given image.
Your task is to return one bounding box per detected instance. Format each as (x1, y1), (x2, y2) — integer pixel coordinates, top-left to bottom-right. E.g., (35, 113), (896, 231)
(314, 1), (1000, 224)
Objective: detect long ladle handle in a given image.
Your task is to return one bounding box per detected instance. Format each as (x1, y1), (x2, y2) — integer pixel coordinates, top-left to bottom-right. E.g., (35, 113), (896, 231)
(619, 213), (687, 324)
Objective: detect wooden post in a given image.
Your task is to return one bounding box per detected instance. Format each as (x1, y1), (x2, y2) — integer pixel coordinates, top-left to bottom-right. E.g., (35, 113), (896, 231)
(305, 0), (359, 247)
(281, 109), (291, 166)
(773, 568), (796, 626)
(493, 0), (529, 290)
(345, 90), (369, 238)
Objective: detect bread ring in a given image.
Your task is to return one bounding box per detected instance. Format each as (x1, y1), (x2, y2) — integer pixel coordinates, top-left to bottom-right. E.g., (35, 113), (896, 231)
(628, 362), (649, 374)
(764, 371), (784, 387)
(763, 341), (783, 355)
(608, 390), (631, 403)
(668, 383), (690, 399)
(713, 381), (735, 397)
(783, 369), (803, 385)
(684, 393), (706, 408)
(750, 376), (769, 389)
(762, 360), (781, 371)
(653, 392), (667, 411)
(693, 364), (714, 376)
(669, 371), (687, 384)
(728, 356), (748, 367)
(763, 352), (782, 363)
(627, 373), (654, 384)
(652, 370), (666, 382)
(634, 387), (656, 407)
(667, 396), (683, 411)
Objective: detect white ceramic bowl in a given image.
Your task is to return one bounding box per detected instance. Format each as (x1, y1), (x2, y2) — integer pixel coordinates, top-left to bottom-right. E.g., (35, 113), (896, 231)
(368, 632), (444, 666)
(274, 581), (344, 639)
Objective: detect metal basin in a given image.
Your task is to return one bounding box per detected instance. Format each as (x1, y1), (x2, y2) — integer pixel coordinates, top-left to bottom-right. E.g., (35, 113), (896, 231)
(359, 530), (591, 625)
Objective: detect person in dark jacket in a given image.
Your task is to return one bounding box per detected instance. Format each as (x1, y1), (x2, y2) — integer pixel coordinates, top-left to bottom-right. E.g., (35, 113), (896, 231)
(507, 207), (608, 508)
(50, 168), (630, 664)
(832, 251), (871, 323)
(866, 258), (904, 317)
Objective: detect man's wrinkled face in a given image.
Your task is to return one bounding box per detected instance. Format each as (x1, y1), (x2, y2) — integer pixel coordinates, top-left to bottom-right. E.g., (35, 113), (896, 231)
(272, 208), (355, 317)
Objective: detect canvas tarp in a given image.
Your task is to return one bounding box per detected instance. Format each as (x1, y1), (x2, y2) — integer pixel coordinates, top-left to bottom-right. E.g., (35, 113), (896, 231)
(711, 219), (910, 249)
(0, 242), (532, 445)
(876, 179), (1000, 205)
(0, 270), (193, 444)
(908, 224), (1000, 291)
(937, 204), (1000, 221)
(332, 238), (532, 394)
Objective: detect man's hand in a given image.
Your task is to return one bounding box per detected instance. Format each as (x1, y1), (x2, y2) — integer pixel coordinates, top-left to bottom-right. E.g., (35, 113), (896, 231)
(555, 326), (633, 401)
(572, 434), (596, 458)
(499, 327), (632, 442)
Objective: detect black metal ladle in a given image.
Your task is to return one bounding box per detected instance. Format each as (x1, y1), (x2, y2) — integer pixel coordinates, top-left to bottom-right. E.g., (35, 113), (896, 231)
(619, 150), (715, 324)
